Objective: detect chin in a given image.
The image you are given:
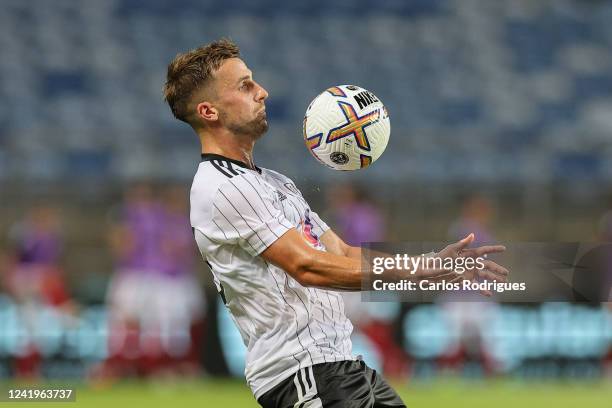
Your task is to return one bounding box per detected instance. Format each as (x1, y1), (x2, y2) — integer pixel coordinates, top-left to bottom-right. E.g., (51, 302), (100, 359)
(254, 125), (268, 140)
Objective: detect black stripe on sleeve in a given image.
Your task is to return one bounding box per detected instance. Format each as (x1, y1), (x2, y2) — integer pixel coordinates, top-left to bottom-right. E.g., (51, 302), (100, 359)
(225, 161), (245, 176)
(211, 160), (234, 178)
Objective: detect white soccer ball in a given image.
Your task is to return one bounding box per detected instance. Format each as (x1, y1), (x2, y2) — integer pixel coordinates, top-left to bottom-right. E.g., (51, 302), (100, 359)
(303, 85), (390, 171)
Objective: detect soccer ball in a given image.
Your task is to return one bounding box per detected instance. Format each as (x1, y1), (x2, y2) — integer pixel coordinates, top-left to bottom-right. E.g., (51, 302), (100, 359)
(303, 85), (390, 170)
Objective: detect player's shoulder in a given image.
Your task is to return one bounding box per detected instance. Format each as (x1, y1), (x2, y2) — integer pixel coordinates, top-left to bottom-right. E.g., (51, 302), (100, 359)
(260, 167), (289, 181)
(191, 155), (267, 228)
(191, 155), (265, 204)
(260, 167), (303, 196)
(260, 167), (298, 186)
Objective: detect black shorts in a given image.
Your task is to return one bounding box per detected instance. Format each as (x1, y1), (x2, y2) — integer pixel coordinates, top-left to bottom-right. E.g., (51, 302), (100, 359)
(257, 360), (406, 408)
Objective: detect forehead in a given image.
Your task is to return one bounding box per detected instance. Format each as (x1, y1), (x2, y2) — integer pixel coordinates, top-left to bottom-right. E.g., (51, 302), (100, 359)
(213, 58), (251, 87)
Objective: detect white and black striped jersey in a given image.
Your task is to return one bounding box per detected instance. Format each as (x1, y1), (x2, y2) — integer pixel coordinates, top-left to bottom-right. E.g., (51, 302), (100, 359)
(190, 153), (354, 399)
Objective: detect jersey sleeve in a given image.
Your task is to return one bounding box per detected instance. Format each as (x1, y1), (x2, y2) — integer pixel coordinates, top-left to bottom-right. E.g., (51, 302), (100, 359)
(208, 175), (295, 257)
(308, 209), (330, 238)
(270, 170), (330, 239)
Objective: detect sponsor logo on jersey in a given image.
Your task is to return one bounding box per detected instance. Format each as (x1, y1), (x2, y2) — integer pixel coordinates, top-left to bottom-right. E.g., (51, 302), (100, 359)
(300, 209), (320, 247)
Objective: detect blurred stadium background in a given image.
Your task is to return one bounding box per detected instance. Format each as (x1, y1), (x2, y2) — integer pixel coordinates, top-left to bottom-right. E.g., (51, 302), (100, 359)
(0, 0), (611, 406)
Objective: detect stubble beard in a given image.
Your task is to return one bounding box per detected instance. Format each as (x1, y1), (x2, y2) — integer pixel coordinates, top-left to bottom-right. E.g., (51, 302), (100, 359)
(226, 111), (269, 140)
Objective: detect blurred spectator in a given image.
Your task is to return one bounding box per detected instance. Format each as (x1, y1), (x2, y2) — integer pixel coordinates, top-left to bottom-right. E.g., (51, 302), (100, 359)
(596, 194), (612, 307)
(4, 204), (68, 305)
(157, 185), (205, 374)
(325, 182), (408, 377)
(447, 194), (495, 246)
(325, 183), (385, 246)
(441, 194), (500, 376)
(105, 182), (162, 376)
(104, 183), (204, 378)
(597, 193), (612, 243)
(2, 204), (74, 377)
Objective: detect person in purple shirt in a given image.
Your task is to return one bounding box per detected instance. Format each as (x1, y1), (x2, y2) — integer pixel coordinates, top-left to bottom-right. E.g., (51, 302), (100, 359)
(3, 204), (72, 378)
(5, 204), (69, 307)
(326, 183), (385, 246)
(447, 194), (496, 246)
(159, 185), (197, 278)
(109, 182), (167, 275)
(12, 208), (62, 266)
(105, 183), (204, 377)
(106, 182), (167, 375)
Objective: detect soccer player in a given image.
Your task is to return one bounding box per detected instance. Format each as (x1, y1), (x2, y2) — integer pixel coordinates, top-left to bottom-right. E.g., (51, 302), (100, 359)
(163, 39), (507, 407)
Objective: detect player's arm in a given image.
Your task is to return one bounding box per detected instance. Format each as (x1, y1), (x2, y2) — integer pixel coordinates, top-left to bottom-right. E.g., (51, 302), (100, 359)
(262, 230), (508, 291)
(263, 230), (509, 291)
(262, 229), (363, 290)
(319, 229), (361, 259)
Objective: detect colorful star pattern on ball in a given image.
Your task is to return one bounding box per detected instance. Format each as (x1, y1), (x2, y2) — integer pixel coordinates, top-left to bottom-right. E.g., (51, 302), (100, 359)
(326, 102), (380, 151)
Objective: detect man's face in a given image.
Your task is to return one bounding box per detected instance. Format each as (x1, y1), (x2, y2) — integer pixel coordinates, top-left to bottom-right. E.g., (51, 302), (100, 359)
(211, 58), (269, 138)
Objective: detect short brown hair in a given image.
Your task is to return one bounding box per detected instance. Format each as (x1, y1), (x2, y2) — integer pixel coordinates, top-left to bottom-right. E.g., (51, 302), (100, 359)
(163, 39), (240, 124)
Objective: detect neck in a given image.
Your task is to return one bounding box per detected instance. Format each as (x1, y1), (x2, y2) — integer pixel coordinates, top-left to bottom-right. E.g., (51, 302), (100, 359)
(198, 127), (256, 169)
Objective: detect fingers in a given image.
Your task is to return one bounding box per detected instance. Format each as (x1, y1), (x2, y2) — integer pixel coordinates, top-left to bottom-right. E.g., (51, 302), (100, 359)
(420, 268), (457, 281)
(482, 259), (509, 275)
(419, 259), (509, 280)
(452, 233), (475, 253)
(446, 274), (464, 284)
(461, 245), (506, 257)
(478, 260), (509, 281)
(479, 289), (493, 297)
(442, 235), (507, 261)
(477, 269), (507, 283)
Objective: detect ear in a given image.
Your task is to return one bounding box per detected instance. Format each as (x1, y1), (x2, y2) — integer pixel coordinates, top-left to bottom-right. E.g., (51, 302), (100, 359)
(196, 101), (218, 123)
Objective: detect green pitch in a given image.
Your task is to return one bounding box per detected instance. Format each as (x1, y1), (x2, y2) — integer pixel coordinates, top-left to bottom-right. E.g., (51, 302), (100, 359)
(4, 378), (611, 407)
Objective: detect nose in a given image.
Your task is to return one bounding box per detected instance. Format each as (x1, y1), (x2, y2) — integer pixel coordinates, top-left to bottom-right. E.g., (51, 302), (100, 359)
(255, 82), (268, 102)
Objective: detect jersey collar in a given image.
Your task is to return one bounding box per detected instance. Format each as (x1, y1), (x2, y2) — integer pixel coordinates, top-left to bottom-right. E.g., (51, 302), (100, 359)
(201, 153), (262, 174)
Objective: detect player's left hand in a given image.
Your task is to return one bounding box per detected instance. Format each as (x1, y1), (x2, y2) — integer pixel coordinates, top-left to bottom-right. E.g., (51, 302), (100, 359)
(437, 233), (509, 297)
